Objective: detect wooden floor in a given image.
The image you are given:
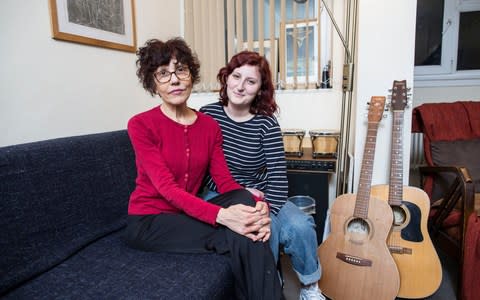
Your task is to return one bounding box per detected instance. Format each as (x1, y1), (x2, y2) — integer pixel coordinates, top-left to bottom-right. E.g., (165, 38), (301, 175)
(280, 248), (458, 300)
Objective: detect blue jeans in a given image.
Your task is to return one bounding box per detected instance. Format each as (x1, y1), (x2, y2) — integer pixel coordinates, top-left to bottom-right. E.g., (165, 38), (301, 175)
(270, 201), (321, 285)
(201, 189), (321, 285)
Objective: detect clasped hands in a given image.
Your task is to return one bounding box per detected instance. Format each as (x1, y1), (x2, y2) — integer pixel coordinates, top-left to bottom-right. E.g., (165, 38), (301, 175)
(216, 199), (271, 242)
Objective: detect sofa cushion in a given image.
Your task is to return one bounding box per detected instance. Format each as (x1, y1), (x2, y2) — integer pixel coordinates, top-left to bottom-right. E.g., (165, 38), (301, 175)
(462, 101), (480, 137)
(2, 231), (234, 300)
(430, 139), (480, 201)
(0, 130), (136, 295)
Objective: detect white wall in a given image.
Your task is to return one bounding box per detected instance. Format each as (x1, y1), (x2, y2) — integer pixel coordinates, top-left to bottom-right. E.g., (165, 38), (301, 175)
(190, 89), (343, 131)
(351, 0), (418, 191)
(0, 0), (181, 147)
(413, 86), (480, 105)
(3, 0), (476, 204)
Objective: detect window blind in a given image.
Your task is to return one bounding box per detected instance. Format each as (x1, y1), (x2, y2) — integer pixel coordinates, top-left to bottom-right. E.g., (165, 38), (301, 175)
(184, 0), (330, 92)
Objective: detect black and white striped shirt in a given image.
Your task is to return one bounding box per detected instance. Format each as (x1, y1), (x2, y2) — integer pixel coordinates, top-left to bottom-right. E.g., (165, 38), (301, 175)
(200, 102), (288, 215)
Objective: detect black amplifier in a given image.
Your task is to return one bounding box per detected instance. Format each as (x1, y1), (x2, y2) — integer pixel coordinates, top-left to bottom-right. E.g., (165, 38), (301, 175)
(285, 147), (336, 173)
(285, 146), (333, 243)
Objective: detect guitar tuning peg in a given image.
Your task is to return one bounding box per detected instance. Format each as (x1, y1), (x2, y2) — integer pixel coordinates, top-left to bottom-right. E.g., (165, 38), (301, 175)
(407, 87), (412, 92)
(387, 88), (393, 92)
(383, 113), (388, 118)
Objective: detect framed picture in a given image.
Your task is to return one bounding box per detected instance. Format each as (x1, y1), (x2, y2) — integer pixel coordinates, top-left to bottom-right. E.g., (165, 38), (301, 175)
(243, 39), (279, 83)
(49, 0), (137, 53)
(280, 20), (319, 85)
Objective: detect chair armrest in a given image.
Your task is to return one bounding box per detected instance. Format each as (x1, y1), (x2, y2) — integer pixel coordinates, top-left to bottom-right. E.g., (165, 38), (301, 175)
(419, 166), (475, 248)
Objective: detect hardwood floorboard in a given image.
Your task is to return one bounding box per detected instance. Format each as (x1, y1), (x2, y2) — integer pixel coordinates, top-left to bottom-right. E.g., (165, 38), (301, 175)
(280, 248), (457, 300)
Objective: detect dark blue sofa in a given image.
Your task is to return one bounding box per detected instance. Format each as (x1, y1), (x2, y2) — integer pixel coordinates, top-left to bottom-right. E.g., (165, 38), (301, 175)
(0, 130), (234, 299)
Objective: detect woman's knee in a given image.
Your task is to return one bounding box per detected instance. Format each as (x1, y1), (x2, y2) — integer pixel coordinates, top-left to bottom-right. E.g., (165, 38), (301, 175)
(281, 215), (316, 241)
(227, 189), (256, 206)
(280, 202), (315, 230)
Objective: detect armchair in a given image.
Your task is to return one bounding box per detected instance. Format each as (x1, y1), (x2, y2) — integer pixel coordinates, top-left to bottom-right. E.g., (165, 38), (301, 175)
(412, 101), (480, 300)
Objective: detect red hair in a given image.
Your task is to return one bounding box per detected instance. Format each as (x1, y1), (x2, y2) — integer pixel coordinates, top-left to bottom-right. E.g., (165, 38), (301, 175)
(217, 51), (278, 116)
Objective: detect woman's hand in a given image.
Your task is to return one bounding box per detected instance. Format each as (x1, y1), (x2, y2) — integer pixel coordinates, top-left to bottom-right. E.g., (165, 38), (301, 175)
(253, 201), (271, 241)
(256, 222), (272, 242)
(254, 200), (269, 217)
(216, 204), (271, 242)
(245, 187), (264, 200)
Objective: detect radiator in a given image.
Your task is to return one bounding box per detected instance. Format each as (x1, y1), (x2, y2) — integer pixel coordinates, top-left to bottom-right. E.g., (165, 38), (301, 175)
(410, 132), (425, 169)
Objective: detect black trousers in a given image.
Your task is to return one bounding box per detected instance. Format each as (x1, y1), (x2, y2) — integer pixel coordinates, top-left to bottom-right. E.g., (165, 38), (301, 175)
(124, 189), (281, 300)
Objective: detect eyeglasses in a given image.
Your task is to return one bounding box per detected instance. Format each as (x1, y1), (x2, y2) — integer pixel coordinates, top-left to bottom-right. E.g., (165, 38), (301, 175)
(154, 66), (191, 83)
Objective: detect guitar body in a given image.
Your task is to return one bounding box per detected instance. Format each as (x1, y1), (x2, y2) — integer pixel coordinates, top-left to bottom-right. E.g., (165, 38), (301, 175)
(371, 184), (442, 298)
(318, 193), (400, 300)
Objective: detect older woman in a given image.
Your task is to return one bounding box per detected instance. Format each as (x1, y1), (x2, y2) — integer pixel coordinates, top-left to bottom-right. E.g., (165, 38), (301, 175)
(124, 38), (281, 300)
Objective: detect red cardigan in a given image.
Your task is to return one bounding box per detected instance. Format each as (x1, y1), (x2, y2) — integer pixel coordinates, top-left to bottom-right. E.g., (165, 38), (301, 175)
(127, 106), (243, 225)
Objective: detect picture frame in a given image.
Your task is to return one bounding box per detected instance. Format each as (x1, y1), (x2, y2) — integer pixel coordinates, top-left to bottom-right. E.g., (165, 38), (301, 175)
(280, 20), (319, 86)
(243, 39), (279, 83)
(49, 0), (137, 53)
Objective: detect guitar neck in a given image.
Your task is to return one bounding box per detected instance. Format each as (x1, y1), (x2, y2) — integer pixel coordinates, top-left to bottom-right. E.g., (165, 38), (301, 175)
(354, 121), (380, 218)
(389, 110), (404, 206)
(388, 79), (408, 206)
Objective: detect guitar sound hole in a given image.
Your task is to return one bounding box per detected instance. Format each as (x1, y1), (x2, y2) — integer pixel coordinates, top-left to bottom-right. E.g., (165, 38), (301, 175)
(347, 218), (370, 235)
(392, 206), (407, 226)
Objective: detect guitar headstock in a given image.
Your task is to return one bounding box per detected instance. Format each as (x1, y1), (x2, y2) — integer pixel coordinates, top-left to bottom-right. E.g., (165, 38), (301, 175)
(368, 96), (386, 123)
(390, 80), (408, 111)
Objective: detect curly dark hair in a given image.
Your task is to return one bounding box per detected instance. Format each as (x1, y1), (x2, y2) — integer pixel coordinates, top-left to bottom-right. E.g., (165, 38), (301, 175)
(217, 51), (278, 116)
(136, 37), (200, 96)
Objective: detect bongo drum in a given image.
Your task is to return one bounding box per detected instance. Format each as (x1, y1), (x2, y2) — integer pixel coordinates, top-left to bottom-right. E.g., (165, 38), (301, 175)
(309, 129), (339, 158)
(282, 128), (305, 157)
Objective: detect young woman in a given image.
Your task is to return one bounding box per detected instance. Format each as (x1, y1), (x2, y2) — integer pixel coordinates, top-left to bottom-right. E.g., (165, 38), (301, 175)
(201, 51), (325, 300)
(124, 38), (282, 300)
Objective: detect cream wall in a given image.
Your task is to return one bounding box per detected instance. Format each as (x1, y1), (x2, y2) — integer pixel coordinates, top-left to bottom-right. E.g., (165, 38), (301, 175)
(413, 86), (480, 105)
(352, 0), (418, 191)
(0, 0), (181, 147)
(0, 0), (413, 204)
(3, 1), (475, 203)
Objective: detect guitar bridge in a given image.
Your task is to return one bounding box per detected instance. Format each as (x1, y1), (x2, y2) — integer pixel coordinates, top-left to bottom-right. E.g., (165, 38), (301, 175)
(336, 252), (372, 266)
(389, 246), (413, 255)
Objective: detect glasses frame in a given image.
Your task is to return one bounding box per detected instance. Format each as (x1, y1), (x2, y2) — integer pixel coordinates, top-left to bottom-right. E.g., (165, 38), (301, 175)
(154, 68), (191, 83)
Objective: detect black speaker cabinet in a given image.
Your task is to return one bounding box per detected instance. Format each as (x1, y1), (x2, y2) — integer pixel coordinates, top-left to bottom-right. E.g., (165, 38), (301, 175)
(287, 170), (329, 245)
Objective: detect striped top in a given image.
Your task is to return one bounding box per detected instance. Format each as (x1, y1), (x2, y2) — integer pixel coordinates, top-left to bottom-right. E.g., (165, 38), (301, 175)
(200, 102), (288, 215)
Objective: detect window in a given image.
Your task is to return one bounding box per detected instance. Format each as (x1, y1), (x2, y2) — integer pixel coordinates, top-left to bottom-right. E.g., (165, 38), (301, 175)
(414, 0), (480, 86)
(183, 0), (332, 92)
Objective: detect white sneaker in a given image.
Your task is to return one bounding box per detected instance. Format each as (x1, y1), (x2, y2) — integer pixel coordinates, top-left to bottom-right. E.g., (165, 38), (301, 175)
(299, 282), (326, 300)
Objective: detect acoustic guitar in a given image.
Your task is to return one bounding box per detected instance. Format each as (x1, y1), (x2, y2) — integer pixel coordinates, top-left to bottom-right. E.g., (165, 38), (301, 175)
(318, 96), (400, 300)
(371, 80), (442, 298)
